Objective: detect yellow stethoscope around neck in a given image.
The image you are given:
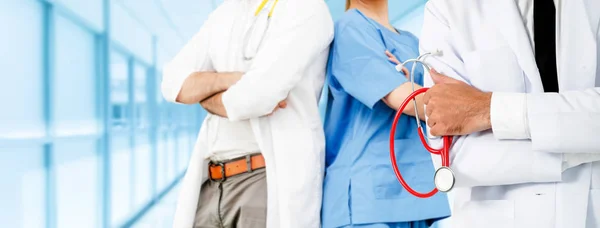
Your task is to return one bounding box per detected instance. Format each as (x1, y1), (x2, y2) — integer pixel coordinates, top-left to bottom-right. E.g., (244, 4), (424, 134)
(244, 0), (279, 60)
(255, 0), (279, 17)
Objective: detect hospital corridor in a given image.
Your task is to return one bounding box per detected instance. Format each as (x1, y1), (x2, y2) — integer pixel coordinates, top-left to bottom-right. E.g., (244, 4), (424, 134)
(2, 0), (208, 227)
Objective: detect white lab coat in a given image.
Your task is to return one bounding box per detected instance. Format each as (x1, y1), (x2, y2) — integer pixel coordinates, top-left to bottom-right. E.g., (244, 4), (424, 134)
(420, 0), (600, 227)
(160, 0), (333, 227)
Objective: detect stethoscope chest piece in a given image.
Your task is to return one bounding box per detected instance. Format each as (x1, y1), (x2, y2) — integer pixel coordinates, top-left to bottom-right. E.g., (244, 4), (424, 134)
(434, 166), (455, 192)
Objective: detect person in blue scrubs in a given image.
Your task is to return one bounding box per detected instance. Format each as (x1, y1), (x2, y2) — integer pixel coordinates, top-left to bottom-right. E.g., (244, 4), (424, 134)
(321, 1), (451, 228)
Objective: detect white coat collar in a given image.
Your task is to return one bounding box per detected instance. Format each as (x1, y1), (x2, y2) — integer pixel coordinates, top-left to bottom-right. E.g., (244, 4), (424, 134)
(486, 0), (543, 92)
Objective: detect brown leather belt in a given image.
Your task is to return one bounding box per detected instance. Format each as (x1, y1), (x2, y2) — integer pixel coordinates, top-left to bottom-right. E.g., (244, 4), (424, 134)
(209, 154), (265, 181)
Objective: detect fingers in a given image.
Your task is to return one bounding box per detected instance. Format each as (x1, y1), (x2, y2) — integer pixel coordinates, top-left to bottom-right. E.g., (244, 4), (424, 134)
(385, 50), (393, 58)
(387, 57), (397, 63)
(278, 100), (288, 109)
(424, 91), (444, 135)
(425, 103), (433, 117)
(430, 124), (463, 136)
(428, 112), (464, 136)
(430, 69), (446, 84)
(428, 112), (463, 136)
(423, 84), (444, 105)
(423, 89), (432, 105)
(430, 69), (461, 84)
(385, 50), (401, 65)
(427, 113), (441, 136)
(401, 67), (410, 79)
(268, 100), (288, 116)
(427, 118), (436, 128)
(429, 125), (442, 137)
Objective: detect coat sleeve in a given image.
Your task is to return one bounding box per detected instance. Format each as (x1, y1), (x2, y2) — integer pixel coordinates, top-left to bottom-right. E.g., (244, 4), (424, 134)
(420, 0), (563, 188)
(221, 0), (334, 121)
(161, 14), (213, 103)
(520, 23), (600, 152)
(523, 89), (600, 152)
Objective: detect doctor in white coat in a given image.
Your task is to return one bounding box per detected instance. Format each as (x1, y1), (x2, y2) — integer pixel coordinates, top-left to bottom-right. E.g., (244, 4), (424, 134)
(418, 0), (600, 227)
(160, 0), (333, 227)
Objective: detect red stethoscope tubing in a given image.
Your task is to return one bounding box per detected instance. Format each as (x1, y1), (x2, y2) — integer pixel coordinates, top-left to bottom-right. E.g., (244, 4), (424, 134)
(389, 87), (452, 198)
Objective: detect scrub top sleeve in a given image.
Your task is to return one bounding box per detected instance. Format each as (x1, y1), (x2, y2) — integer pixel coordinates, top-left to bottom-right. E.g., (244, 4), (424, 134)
(331, 23), (408, 109)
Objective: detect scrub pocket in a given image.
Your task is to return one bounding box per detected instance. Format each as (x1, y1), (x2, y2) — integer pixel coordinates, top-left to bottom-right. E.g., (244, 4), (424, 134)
(369, 139), (436, 199)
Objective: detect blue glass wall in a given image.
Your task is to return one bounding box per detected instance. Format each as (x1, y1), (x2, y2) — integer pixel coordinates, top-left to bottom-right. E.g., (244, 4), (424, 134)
(0, 0), (206, 227)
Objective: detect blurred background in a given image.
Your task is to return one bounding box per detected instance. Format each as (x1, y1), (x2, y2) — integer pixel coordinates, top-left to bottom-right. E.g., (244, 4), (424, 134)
(0, 0), (428, 227)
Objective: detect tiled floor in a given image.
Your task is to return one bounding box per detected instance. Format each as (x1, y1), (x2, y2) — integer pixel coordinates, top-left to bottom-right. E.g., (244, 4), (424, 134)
(132, 185), (181, 228)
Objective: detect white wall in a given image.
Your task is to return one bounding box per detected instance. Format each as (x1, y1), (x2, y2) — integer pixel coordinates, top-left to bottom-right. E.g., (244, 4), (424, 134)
(393, 4), (426, 37)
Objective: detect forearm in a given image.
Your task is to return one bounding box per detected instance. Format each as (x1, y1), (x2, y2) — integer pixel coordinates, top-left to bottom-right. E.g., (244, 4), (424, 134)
(176, 72), (240, 104)
(383, 82), (426, 120)
(200, 92), (228, 118)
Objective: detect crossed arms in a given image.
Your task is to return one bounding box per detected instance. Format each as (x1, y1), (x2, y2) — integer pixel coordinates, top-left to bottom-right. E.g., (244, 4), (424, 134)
(161, 3), (333, 121)
(175, 72), (241, 117)
(175, 71), (286, 118)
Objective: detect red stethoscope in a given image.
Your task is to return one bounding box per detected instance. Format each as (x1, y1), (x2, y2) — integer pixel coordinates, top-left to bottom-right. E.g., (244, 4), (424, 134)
(389, 51), (456, 198)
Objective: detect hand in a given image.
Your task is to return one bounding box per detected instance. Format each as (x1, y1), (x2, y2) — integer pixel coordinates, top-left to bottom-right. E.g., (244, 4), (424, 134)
(268, 100), (288, 116)
(385, 50), (410, 79)
(423, 69), (492, 136)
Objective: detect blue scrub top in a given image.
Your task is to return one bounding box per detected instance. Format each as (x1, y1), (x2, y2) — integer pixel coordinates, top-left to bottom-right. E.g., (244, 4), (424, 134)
(322, 9), (450, 228)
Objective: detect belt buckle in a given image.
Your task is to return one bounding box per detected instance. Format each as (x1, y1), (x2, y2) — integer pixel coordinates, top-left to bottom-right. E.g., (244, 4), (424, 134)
(246, 155), (252, 173)
(210, 162), (226, 183)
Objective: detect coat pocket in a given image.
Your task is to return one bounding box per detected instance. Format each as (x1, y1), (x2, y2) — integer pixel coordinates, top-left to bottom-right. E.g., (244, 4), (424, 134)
(454, 200), (515, 228)
(462, 46), (525, 93)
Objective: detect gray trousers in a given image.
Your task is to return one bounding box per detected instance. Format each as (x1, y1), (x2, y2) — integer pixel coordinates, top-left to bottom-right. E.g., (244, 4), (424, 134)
(194, 168), (267, 228)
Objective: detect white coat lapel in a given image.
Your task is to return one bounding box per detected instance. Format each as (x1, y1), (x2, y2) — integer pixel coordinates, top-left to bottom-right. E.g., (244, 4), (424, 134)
(558, 0), (598, 90)
(173, 117), (210, 228)
(582, 0), (600, 37)
(486, 0), (544, 92)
